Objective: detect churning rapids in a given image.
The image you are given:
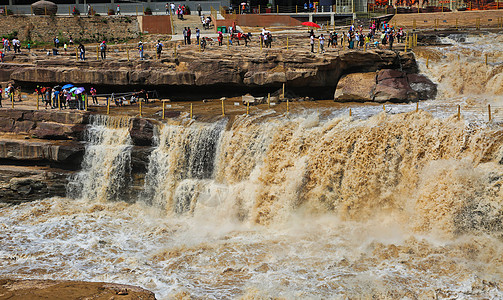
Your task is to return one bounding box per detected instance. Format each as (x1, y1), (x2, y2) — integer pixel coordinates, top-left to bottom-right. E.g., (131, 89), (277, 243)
(2, 34), (503, 299)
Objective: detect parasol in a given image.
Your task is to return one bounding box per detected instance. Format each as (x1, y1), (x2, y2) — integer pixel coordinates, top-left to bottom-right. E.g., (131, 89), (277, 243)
(74, 87), (86, 94)
(62, 84), (74, 89)
(301, 21), (321, 28)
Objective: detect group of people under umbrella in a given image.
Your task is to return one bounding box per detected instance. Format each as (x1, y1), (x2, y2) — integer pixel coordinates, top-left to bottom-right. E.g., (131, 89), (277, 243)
(36, 84), (92, 110)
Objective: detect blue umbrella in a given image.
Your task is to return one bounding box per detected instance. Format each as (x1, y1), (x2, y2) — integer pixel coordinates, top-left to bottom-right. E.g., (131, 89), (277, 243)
(62, 84), (74, 90)
(69, 87), (78, 92)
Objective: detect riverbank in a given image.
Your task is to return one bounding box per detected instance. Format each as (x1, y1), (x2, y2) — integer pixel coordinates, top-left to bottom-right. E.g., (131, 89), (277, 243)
(0, 278), (156, 299)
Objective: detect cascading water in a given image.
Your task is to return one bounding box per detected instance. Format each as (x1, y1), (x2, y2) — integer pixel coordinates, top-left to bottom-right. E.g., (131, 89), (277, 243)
(67, 115), (132, 202)
(1, 34), (503, 299)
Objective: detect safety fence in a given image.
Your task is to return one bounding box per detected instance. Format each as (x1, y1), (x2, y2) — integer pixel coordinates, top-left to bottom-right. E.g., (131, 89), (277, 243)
(4, 84), (503, 124)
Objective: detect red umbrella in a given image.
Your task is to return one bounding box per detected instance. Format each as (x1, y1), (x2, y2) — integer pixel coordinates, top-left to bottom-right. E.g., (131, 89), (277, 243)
(301, 21), (321, 28)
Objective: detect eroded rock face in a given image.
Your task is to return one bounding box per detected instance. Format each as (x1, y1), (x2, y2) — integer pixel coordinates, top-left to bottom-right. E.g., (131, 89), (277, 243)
(334, 69), (437, 103)
(6, 50), (416, 90)
(0, 167), (68, 203)
(129, 118), (156, 146)
(334, 72), (376, 102)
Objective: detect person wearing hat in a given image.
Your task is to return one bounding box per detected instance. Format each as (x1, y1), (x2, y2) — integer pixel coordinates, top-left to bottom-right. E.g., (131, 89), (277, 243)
(138, 41), (144, 60)
(100, 41), (107, 60)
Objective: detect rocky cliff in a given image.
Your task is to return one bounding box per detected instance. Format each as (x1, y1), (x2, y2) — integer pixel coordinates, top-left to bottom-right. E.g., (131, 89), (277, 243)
(0, 48), (423, 100)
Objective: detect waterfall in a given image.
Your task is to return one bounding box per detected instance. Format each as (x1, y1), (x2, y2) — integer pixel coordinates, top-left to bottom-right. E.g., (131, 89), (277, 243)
(67, 115), (132, 202)
(140, 120), (226, 211)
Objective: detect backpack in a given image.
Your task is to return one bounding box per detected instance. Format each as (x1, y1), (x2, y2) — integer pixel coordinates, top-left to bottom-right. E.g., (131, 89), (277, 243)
(157, 43), (162, 52)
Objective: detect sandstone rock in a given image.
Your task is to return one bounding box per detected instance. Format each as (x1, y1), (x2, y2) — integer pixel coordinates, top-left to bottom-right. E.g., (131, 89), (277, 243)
(129, 118), (155, 146)
(31, 0), (58, 15)
(0, 139), (84, 165)
(31, 122), (75, 140)
(0, 167), (69, 203)
(377, 69), (405, 82)
(372, 69), (419, 102)
(334, 72), (376, 102)
(0, 279), (155, 299)
(407, 73), (437, 100)
(13, 120), (35, 134)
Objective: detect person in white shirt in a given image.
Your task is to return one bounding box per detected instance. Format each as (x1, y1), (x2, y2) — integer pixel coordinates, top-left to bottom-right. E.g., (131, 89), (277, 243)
(319, 34), (325, 53)
(310, 35), (315, 53)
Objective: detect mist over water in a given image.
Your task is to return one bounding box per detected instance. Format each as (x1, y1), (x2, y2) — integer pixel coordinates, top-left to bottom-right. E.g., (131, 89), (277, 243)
(1, 34), (503, 299)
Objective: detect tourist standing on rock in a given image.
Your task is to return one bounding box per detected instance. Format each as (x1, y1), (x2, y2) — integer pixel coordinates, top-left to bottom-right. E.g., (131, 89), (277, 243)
(196, 27), (200, 45)
(90, 87), (98, 104)
(166, 3), (169, 14)
(187, 27), (192, 45)
(78, 43), (85, 60)
(138, 41), (144, 60)
(388, 32), (394, 50)
(310, 34), (315, 53)
(197, 4), (202, 16)
(218, 32), (223, 46)
(54, 37), (59, 48)
(45, 87), (50, 108)
(116, 5), (120, 15)
(156, 40), (163, 59)
(319, 34), (325, 53)
(183, 28), (188, 45)
(171, 3), (175, 14)
(100, 41), (107, 60)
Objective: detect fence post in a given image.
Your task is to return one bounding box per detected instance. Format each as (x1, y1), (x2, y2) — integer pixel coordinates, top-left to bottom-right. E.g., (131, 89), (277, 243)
(75, 48), (78, 61)
(488, 104), (492, 121)
(426, 55), (429, 68)
(282, 83), (285, 99)
(162, 101), (165, 119)
(139, 99), (142, 117)
(267, 93), (270, 108)
(456, 18), (458, 30)
(258, 5), (260, 14)
(107, 95), (110, 114)
(190, 103), (193, 119)
(10, 93), (13, 109)
(286, 98), (289, 114)
(416, 102), (419, 112)
(349, 108), (352, 116)
(58, 94), (61, 110)
(246, 101), (249, 115)
(457, 105), (460, 120)
(485, 53), (488, 65)
(221, 99), (225, 116)
(277, 5), (279, 14)
(382, 104), (385, 112)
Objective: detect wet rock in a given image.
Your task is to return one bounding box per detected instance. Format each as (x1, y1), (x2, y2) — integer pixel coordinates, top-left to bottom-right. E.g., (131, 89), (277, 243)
(372, 69), (419, 102)
(407, 73), (438, 100)
(129, 118), (155, 146)
(0, 139), (84, 164)
(334, 72), (376, 102)
(0, 279), (155, 299)
(0, 170), (69, 203)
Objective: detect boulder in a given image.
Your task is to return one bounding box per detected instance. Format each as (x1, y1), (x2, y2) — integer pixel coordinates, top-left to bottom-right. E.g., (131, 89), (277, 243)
(31, 122), (75, 140)
(31, 0), (57, 15)
(372, 69), (419, 102)
(407, 73), (437, 100)
(129, 118), (155, 146)
(334, 72), (376, 102)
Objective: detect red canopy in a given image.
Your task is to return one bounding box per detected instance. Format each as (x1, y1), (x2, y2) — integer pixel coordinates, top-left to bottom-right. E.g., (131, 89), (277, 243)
(301, 21), (321, 28)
